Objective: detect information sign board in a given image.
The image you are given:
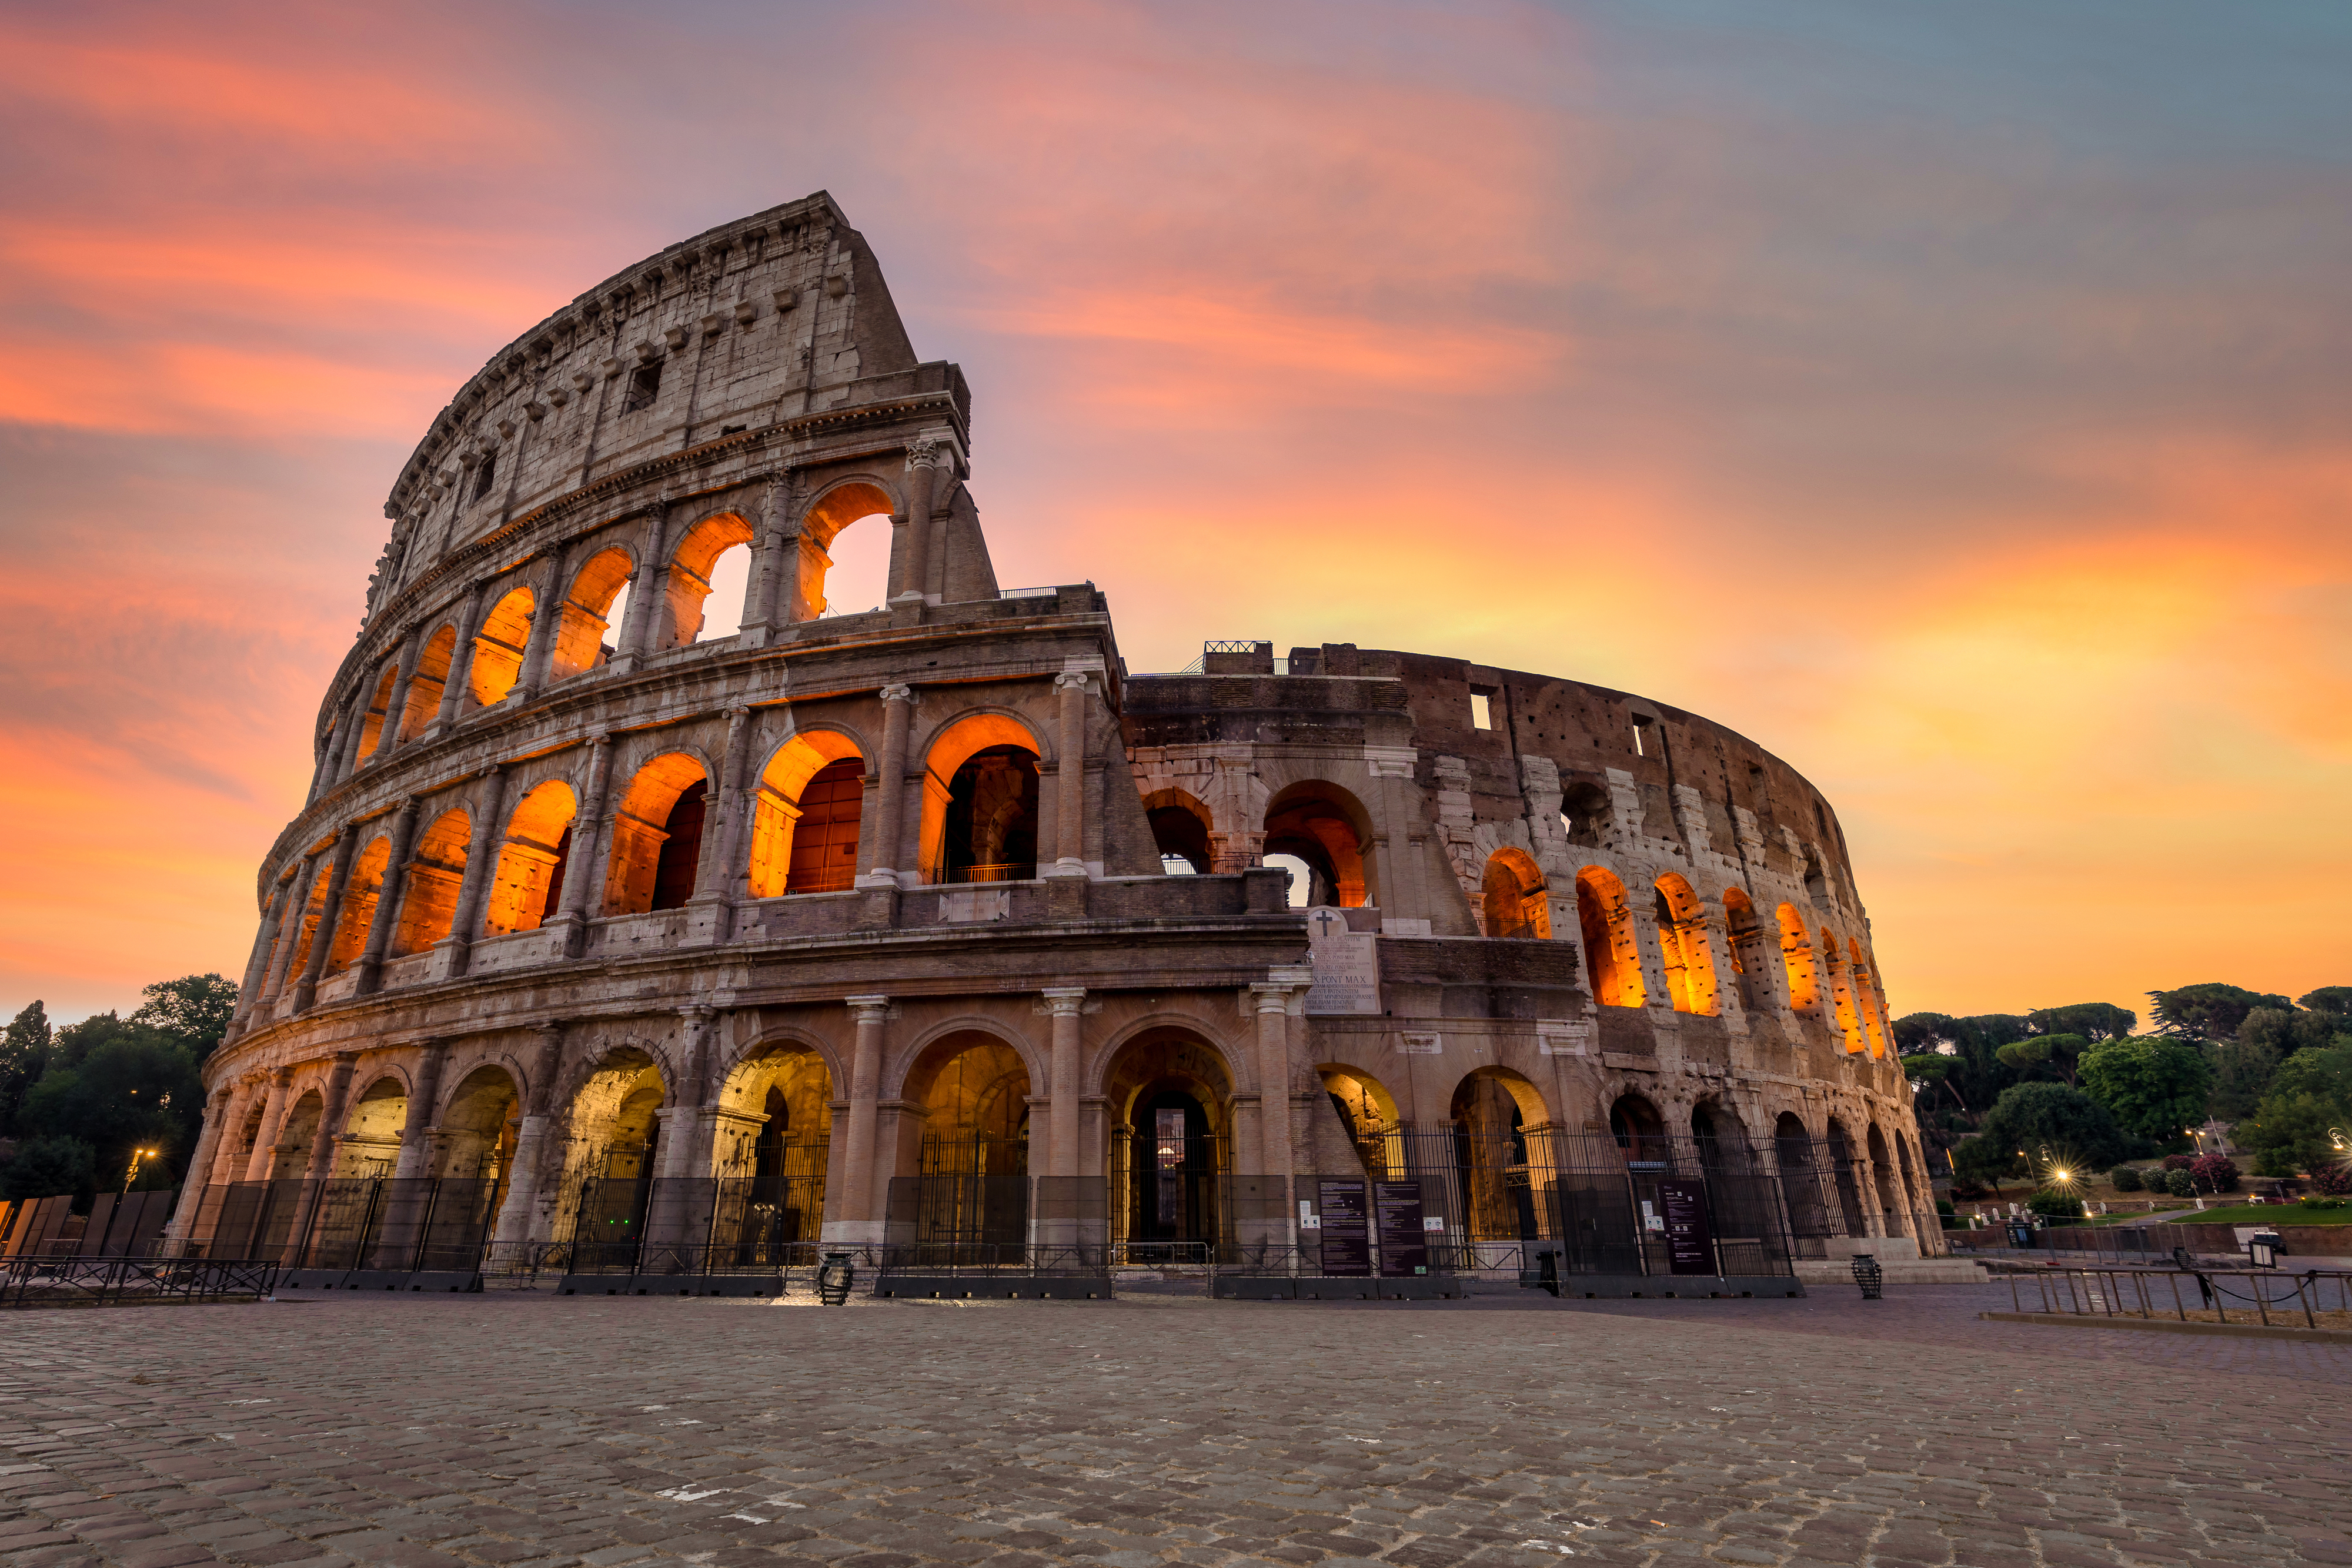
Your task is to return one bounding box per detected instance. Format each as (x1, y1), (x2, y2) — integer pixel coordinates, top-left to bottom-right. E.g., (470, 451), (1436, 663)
(1316, 1179), (1371, 1275)
(1658, 1178), (1716, 1276)
(1373, 1180), (1428, 1276)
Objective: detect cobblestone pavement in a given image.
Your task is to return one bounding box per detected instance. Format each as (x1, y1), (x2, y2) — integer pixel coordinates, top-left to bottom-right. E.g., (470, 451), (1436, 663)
(4, 1283), (2347, 1568)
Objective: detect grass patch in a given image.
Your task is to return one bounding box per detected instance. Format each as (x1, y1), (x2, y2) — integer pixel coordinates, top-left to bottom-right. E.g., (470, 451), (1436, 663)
(2177, 1203), (2352, 1226)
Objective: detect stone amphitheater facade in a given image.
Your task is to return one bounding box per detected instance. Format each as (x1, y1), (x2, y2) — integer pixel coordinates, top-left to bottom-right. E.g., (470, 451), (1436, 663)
(176, 193), (1937, 1269)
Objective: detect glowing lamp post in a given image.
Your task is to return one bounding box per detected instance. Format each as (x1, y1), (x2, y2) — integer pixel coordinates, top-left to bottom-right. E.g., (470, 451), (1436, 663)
(122, 1147), (159, 1193)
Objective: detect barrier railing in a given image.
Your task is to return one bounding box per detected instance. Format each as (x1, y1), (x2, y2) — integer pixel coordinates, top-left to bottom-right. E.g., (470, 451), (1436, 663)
(1, 1252), (280, 1309)
(2000, 1266), (2352, 1329)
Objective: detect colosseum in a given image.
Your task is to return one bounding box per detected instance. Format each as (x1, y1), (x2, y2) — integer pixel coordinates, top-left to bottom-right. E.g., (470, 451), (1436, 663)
(173, 192), (1939, 1296)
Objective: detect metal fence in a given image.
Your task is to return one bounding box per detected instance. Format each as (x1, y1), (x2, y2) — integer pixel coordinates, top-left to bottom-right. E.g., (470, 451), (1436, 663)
(1, 1252), (279, 1309)
(179, 1176), (502, 1273)
(2000, 1266), (2352, 1329)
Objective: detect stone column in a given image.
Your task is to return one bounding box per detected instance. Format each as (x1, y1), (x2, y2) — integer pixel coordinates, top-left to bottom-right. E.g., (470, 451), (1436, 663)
(299, 1052), (361, 1185)
(430, 588), (485, 734)
(1048, 671), (1090, 877)
(228, 890), (288, 1039)
(355, 795), (422, 995)
(490, 1021), (564, 1251)
(372, 635), (423, 765)
(391, 1041), (450, 1181)
(893, 435), (939, 603)
(550, 738), (614, 958)
(737, 477), (789, 645)
(162, 1087), (236, 1249)
(242, 1068), (294, 1182)
(833, 996), (890, 1243)
(1251, 980), (1300, 1192)
(510, 553), (566, 700)
(1042, 989), (1086, 1181)
(621, 508), (674, 664)
(686, 706), (754, 944)
(437, 765), (509, 978)
(256, 855), (318, 1010)
(291, 825), (360, 1012)
(658, 1007), (717, 1181)
(860, 685), (914, 885)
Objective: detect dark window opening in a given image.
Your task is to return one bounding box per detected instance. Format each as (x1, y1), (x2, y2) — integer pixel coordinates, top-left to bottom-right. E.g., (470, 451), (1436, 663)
(650, 780), (707, 910)
(471, 452), (497, 502)
(624, 360), (662, 413)
(1148, 805), (1211, 873)
(942, 747), (1038, 882)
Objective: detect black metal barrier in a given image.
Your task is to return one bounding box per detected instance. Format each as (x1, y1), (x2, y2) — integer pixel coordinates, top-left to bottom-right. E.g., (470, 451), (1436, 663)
(2, 1252), (280, 1309)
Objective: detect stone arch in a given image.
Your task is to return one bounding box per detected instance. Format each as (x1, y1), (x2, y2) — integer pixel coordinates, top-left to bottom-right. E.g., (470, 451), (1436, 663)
(1480, 847), (1549, 940)
(1823, 1116), (1867, 1234)
(483, 780), (577, 937)
(435, 1064), (521, 1181)
(1559, 780), (1611, 848)
(747, 728), (866, 898)
(1776, 904), (1820, 1012)
(281, 861), (335, 982)
(1822, 928), (1864, 1051)
(662, 511), (757, 647)
(917, 711), (1045, 884)
(335, 1075), (407, 1176)
(1689, 1096), (1749, 1153)
(1262, 780), (1374, 908)
(1849, 938), (1889, 1057)
(1721, 888), (1768, 1011)
(603, 751), (711, 915)
(1142, 787), (1214, 874)
(468, 584), (534, 706)
(711, 1038), (836, 1178)
(1575, 866), (1647, 1007)
(324, 834), (392, 974)
(1101, 1027), (1237, 1251)
(272, 1088), (325, 1180)
(390, 807), (470, 957)
(896, 1028), (1035, 1229)
(1775, 1109), (1832, 1237)
(353, 664), (399, 766)
(793, 479), (898, 620)
(558, 1046), (668, 1181)
(1866, 1122), (1905, 1237)
(1653, 872), (1719, 1015)
(551, 545), (635, 680)
(398, 624), (457, 741)
(1608, 1090), (1668, 1166)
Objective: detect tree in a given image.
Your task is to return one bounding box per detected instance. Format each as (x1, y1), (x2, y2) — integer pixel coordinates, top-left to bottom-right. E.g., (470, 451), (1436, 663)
(2207, 1031), (2283, 1121)
(1995, 1033), (2092, 1087)
(1953, 1081), (2133, 1181)
(0, 1134), (96, 1201)
(2238, 1041), (2352, 1179)
(2149, 984), (2294, 1042)
(129, 974), (237, 1065)
(1902, 1052), (1969, 1113)
(2027, 1002), (2137, 1042)
(2078, 1035), (2211, 1150)
(0, 1000), (51, 1135)
(2238, 1006), (2343, 1064)
(18, 1022), (202, 1185)
(2299, 986), (2352, 1018)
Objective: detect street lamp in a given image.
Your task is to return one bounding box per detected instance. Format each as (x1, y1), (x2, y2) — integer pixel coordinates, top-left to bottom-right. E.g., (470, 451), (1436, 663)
(122, 1147), (159, 1193)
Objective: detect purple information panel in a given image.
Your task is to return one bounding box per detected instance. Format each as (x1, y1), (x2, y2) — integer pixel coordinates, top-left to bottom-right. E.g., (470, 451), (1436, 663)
(1658, 1178), (1716, 1276)
(1373, 1180), (1428, 1277)
(1317, 1179), (1371, 1276)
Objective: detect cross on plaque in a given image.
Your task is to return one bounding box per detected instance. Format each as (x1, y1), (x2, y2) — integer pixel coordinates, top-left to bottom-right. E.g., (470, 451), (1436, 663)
(1312, 910), (1339, 937)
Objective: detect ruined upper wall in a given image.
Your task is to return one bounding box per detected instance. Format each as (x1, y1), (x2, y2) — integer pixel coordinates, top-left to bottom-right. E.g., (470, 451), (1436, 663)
(364, 191), (957, 619)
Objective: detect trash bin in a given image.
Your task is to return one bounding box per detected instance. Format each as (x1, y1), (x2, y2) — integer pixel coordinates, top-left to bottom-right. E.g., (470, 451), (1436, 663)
(1851, 1253), (1883, 1300)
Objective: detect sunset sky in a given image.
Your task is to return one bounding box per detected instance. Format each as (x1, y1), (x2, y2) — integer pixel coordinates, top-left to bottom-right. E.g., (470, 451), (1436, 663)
(3, 2), (2347, 1025)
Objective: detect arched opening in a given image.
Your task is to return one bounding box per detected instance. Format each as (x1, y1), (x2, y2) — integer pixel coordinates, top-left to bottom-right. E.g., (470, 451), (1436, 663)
(1142, 788), (1212, 875)
(437, 1065), (520, 1183)
(1822, 929), (1864, 1051)
(389, 808), (470, 957)
(602, 754), (710, 916)
(1608, 1092), (1667, 1169)
(746, 732), (864, 898)
(1804, 854), (1831, 910)
(482, 781), (576, 937)
(1776, 904), (1819, 1011)
(1849, 938), (1889, 1057)
(324, 836), (390, 974)
(353, 665), (398, 766)
(918, 714), (1043, 884)
(795, 482), (896, 620)
(335, 1076), (406, 1177)
(663, 514), (756, 647)
(710, 1044), (834, 1258)
(551, 547), (634, 681)
(1575, 867), (1647, 1007)
(1317, 1065), (1401, 1176)
(899, 1032), (1032, 1250)
(1451, 1069), (1553, 1242)
(1653, 873), (1719, 1015)
(1866, 1123), (1905, 1236)
(555, 1049), (666, 1267)
(272, 1090), (323, 1181)
(1103, 1031), (1234, 1256)
(1895, 1130), (1925, 1236)
(1824, 1118), (1867, 1234)
(1721, 889), (1765, 1012)
(1775, 1111), (1830, 1239)
(1559, 780), (1611, 848)
(1263, 853), (1314, 907)
(468, 586), (534, 706)
(1481, 848), (1550, 940)
(398, 625), (456, 741)
(282, 862), (335, 984)
(1261, 782), (1371, 908)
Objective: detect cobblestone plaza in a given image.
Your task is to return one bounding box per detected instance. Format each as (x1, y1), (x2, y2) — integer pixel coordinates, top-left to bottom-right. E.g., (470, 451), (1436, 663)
(5, 1286), (2347, 1568)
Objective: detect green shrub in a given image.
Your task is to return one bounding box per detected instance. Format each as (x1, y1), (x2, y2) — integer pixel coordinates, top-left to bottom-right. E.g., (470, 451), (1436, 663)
(0, 1134), (96, 1200)
(2025, 1188), (2084, 1221)
(2299, 1195), (2348, 1211)
(2109, 1165), (2143, 1192)
(2164, 1168), (2197, 1198)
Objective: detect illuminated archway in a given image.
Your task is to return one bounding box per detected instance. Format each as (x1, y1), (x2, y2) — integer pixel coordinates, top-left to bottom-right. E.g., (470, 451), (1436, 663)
(469, 586), (534, 706)
(1575, 866), (1646, 1007)
(603, 753), (711, 915)
(746, 731), (865, 898)
(334, 1076), (406, 1177)
(793, 481), (897, 620)
(917, 713), (1044, 884)
(323, 836), (391, 974)
(551, 547), (634, 680)
(1822, 929), (1864, 1051)
(1776, 903), (1820, 1011)
(1102, 1029), (1235, 1252)
(389, 808), (470, 957)
(1849, 938), (1889, 1057)
(482, 781), (576, 937)
(352, 665), (398, 765)
(1722, 888), (1766, 1011)
(663, 513), (756, 646)
(1262, 781), (1372, 908)
(1653, 873), (1718, 1015)
(1481, 848), (1549, 939)
(398, 625), (456, 741)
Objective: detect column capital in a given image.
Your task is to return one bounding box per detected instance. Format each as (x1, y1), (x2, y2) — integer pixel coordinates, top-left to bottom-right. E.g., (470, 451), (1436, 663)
(531, 1018), (569, 1041)
(905, 433), (942, 470)
(878, 683), (914, 704)
(1053, 670), (1091, 693)
(1041, 987), (1087, 1015)
(846, 994), (891, 1018)
(1248, 982), (1296, 1012)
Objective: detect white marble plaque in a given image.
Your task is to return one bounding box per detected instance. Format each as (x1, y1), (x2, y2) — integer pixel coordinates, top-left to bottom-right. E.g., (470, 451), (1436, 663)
(1537, 1018), (1595, 1057)
(1396, 1033), (1442, 1055)
(1303, 905), (1381, 1015)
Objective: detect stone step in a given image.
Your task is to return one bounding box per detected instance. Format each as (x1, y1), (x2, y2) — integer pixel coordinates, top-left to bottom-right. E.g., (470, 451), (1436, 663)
(1794, 1258), (1990, 1284)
